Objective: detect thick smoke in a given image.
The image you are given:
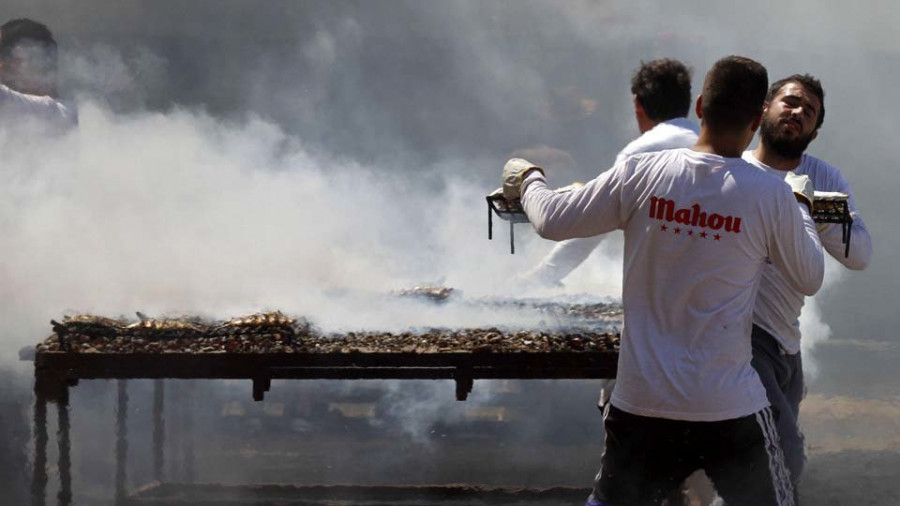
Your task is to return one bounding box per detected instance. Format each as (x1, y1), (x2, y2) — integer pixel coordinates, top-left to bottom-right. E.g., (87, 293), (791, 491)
(1, 101), (577, 347)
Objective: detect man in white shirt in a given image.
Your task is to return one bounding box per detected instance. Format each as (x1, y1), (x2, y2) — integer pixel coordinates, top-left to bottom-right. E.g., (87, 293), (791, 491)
(520, 59), (698, 288)
(0, 18), (76, 126)
(742, 74), (872, 500)
(0, 19), (75, 504)
(503, 56), (824, 506)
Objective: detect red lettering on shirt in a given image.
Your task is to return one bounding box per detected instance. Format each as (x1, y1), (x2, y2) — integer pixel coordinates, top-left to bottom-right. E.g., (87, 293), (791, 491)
(648, 196), (742, 234)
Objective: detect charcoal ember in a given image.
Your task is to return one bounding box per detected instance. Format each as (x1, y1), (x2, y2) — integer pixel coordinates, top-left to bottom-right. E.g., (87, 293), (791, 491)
(541, 302), (624, 321)
(291, 328), (618, 354)
(472, 298), (624, 329)
(393, 285), (456, 303)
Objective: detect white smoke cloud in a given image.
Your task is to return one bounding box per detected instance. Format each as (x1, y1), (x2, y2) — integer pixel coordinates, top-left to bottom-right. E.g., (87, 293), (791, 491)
(800, 256), (849, 380)
(1, 96), (617, 360)
(62, 44), (168, 109)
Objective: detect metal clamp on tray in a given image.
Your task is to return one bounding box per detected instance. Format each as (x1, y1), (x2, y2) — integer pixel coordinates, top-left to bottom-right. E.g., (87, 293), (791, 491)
(812, 191), (853, 257)
(487, 183), (583, 254)
(486, 191), (529, 254)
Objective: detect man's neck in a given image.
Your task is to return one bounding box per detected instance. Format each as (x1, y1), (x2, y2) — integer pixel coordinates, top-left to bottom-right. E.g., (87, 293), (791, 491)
(692, 130), (747, 158)
(752, 143), (802, 171)
(638, 117), (660, 135)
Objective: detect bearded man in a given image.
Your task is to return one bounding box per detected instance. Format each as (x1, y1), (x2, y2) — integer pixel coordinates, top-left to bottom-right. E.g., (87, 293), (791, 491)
(742, 74), (873, 501)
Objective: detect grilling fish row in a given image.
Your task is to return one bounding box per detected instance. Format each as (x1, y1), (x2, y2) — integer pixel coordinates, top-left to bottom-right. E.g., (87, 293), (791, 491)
(39, 311), (620, 355)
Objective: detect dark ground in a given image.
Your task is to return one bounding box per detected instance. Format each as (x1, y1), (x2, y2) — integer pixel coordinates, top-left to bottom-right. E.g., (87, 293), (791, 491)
(4, 336), (899, 505)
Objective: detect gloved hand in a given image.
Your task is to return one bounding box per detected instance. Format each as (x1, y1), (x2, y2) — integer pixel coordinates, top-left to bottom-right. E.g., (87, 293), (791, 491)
(784, 172), (814, 212)
(502, 158), (544, 200)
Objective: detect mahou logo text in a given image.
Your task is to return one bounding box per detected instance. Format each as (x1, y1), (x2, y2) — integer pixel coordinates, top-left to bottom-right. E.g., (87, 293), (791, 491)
(649, 196), (743, 234)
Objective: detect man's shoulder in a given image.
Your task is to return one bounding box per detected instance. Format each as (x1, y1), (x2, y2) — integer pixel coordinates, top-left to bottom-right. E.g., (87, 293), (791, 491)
(0, 84), (77, 126)
(741, 150), (760, 165)
(625, 146), (689, 166)
(733, 157), (789, 186)
(797, 154), (842, 176)
(659, 117), (700, 136)
(0, 83), (52, 104)
(617, 119), (698, 159)
(796, 155), (855, 194)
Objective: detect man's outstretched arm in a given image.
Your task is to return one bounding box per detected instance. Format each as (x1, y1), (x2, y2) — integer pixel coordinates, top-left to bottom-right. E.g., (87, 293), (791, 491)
(515, 160), (626, 242)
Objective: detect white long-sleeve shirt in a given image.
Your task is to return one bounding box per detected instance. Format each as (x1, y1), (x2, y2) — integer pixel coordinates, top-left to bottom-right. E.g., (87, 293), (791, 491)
(520, 148), (824, 421)
(743, 152), (873, 354)
(527, 118), (698, 286)
(0, 83), (77, 126)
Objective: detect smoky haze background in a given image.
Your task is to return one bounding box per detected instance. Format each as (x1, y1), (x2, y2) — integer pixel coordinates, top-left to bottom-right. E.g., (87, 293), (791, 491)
(0, 0), (893, 349)
(0, 0), (898, 503)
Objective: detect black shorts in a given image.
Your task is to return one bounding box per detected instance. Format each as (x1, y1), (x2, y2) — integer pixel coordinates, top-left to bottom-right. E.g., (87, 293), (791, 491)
(591, 405), (794, 506)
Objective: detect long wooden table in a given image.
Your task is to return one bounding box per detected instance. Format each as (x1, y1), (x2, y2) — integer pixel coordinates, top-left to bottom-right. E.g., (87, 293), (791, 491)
(30, 343), (618, 506)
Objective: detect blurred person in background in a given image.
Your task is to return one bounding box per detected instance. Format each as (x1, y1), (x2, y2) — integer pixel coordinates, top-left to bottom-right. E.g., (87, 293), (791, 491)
(0, 17), (76, 125)
(517, 58), (698, 289)
(0, 18), (75, 503)
(742, 73), (873, 502)
(503, 55), (824, 506)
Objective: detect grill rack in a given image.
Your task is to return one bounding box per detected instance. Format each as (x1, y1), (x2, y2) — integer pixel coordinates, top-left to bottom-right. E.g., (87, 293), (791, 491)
(811, 193), (853, 257)
(35, 313), (621, 403)
(486, 194), (529, 254)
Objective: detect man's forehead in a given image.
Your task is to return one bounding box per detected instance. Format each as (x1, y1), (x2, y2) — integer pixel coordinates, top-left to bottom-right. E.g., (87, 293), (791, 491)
(776, 82), (821, 109)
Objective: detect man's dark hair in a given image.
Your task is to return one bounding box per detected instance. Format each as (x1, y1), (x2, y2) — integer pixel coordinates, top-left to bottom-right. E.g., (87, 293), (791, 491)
(0, 18), (57, 62)
(700, 56), (768, 133)
(766, 74), (825, 129)
(0, 18), (58, 96)
(631, 58), (692, 122)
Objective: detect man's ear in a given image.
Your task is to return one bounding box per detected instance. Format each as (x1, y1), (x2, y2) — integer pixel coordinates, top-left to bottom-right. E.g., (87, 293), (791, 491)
(694, 94), (703, 119)
(633, 95), (646, 119)
(811, 129), (819, 142)
(750, 110), (763, 133)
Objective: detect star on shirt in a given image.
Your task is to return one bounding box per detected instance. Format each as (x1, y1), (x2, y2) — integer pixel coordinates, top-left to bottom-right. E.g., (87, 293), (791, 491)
(714, 233), (722, 241)
(674, 227), (681, 235)
(687, 230), (694, 237)
(660, 224), (668, 232)
(699, 231), (708, 239)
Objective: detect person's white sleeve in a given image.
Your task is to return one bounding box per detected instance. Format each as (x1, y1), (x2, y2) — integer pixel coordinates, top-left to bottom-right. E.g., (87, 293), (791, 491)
(0, 84), (76, 124)
(817, 175), (873, 270)
(824, 213), (873, 270)
(520, 161), (626, 241)
(525, 236), (605, 286)
(767, 188), (825, 296)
